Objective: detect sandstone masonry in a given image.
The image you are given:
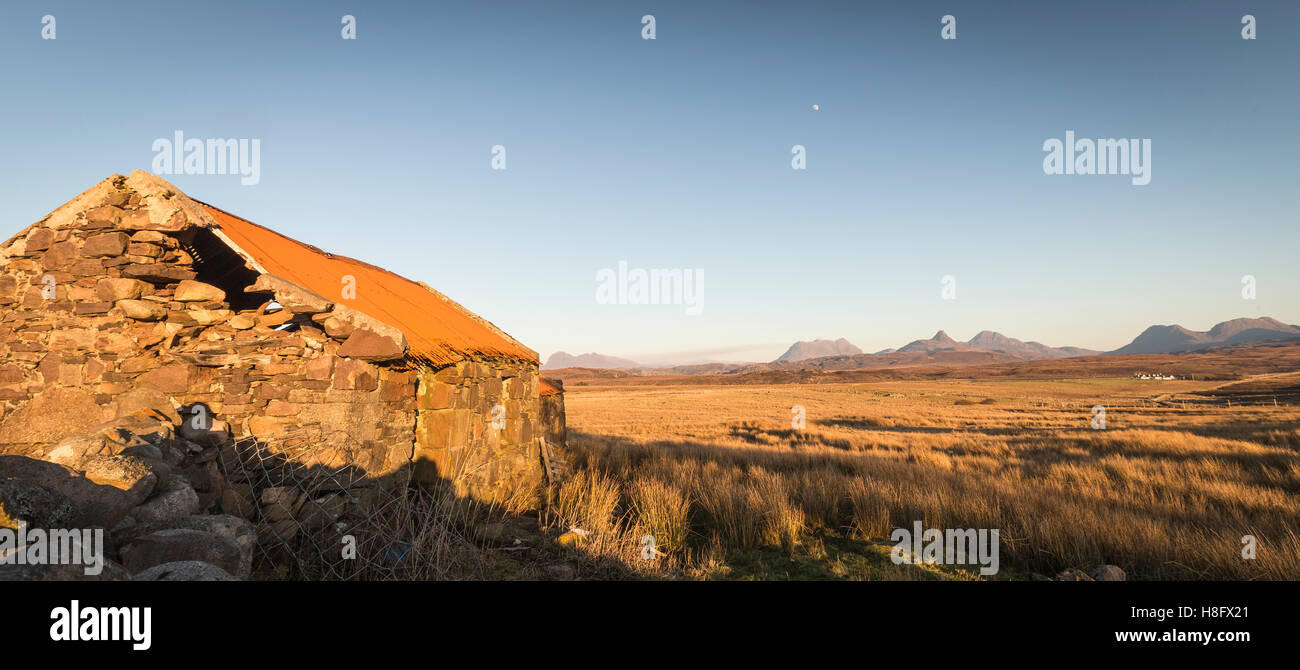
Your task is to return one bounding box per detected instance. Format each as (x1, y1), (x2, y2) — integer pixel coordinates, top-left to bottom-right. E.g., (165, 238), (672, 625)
(0, 171), (565, 507)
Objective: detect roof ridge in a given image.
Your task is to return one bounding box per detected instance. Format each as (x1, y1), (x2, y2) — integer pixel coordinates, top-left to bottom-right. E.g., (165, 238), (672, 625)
(412, 280), (538, 361)
(193, 201), (537, 367)
(192, 199), (406, 278)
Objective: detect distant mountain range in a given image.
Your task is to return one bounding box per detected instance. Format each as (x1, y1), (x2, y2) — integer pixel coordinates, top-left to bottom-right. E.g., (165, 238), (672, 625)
(775, 338), (863, 362)
(544, 317), (1300, 373)
(1108, 317), (1300, 355)
(896, 330), (1098, 360)
(543, 351), (640, 370)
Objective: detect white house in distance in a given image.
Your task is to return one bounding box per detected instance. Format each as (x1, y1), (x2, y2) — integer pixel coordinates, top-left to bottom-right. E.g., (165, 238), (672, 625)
(1132, 372), (1177, 380)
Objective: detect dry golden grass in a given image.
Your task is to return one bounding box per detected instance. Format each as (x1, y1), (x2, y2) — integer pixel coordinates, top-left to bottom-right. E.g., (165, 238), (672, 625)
(556, 376), (1300, 580)
(627, 477), (692, 555)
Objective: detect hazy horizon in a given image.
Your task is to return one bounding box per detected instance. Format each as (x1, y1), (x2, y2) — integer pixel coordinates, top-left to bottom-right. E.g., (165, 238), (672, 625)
(4, 1), (1297, 363)
(547, 314), (1300, 366)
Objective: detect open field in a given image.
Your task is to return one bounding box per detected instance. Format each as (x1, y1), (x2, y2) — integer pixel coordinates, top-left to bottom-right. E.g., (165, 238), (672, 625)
(554, 374), (1300, 580)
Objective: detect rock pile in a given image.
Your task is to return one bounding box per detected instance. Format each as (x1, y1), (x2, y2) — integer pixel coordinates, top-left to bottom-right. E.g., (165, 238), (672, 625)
(0, 407), (360, 581)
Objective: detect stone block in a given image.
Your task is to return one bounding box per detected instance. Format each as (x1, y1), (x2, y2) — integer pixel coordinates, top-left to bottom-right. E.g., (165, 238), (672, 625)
(332, 358), (377, 391)
(81, 232), (129, 257)
(96, 277), (149, 301)
(173, 280), (225, 302)
(116, 299), (167, 321)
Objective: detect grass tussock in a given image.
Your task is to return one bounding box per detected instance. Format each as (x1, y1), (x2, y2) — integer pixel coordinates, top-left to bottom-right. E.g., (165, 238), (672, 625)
(627, 477), (692, 555)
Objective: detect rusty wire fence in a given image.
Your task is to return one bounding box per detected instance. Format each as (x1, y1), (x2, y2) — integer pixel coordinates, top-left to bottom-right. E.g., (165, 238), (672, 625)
(215, 428), (488, 580)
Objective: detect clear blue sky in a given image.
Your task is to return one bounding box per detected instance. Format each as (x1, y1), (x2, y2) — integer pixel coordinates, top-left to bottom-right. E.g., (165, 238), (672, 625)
(3, 1), (1296, 364)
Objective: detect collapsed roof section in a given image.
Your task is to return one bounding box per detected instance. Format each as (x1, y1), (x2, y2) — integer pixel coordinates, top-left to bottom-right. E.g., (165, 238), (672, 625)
(20, 171), (539, 368)
(199, 201), (538, 367)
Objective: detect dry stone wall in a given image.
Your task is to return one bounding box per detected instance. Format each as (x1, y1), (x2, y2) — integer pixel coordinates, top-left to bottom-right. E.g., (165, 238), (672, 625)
(414, 360), (544, 505)
(1, 407), (404, 581)
(540, 384), (567, 448)
(0, 171), (553, 510)
(0, 174), (409, 482)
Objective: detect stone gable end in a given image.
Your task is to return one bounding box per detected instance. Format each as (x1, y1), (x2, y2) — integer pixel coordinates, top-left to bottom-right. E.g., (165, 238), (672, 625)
(0, 172), (565, 507)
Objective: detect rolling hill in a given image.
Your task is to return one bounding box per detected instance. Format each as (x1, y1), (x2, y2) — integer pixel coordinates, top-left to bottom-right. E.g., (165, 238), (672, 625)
(892, 330), (1094, 360)
(774, 338), (863, 362)
(543, 351), (641, 370)
(1110, 317), (1300, 354)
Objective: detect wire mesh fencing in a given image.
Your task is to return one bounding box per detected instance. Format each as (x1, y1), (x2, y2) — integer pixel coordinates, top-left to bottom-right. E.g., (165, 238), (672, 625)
(216, 428), (488, 580)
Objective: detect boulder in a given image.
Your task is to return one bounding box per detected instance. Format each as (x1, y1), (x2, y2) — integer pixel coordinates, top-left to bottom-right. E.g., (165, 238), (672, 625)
(128, 476), (199, 532)
(0, 455), (136, 530)
(247, 274), (333, 314)
(37, 417), (165, 473)
(40, 434), (115, 468)
(338, 328), (407, 362)
(188, 308), (231, 326)
(121, 528), (242, 577)
(318, 303), (407, 348)
(298, 493), (348, 533)
(119, 442), (164, 463)
(92, 410), (176, 450)
(257, 519), (299, 544)
(260, 487), (303, 523)
(172, 280), (225, 302)
(321, 316), (355, 339)
(219, 485), (256, 520)
(178, 514), (256, 579)
(108, 516), (139, 546)
(1090, 564), (1126, 582)
(0, 559), (132, 582)
(76, 454), (158, 506)
(118, 447), (172, 490)
(132, 560), (237, 581)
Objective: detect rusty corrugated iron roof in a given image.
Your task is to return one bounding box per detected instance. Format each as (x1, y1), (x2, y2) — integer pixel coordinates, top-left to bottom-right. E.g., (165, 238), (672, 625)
(540, 379), (563, 396)
(198, 202), (538, 367)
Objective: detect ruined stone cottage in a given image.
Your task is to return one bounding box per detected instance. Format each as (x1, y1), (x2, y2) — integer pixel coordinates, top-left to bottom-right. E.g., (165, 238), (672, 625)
(0, 171), (565, 505)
